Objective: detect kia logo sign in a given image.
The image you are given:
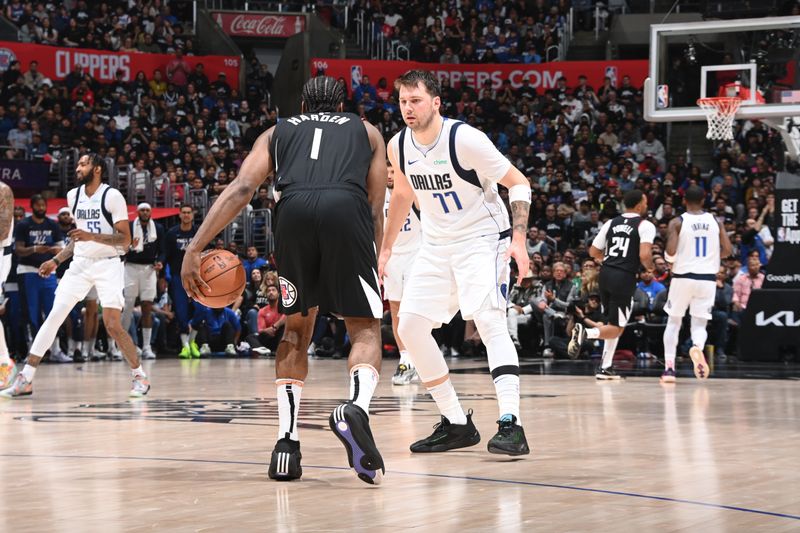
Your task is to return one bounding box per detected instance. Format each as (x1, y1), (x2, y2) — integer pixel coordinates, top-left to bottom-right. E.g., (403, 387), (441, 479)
(214, 12), (305, 38)
(755, 311), (800, 327)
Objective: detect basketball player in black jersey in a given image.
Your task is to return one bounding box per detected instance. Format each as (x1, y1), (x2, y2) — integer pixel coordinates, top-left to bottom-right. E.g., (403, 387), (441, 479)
(568, 189), (656, 379)
(181, 77), (388, 485)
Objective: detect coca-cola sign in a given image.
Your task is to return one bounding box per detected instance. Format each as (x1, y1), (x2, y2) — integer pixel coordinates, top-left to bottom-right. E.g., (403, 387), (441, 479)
(213, 12), (305, 38)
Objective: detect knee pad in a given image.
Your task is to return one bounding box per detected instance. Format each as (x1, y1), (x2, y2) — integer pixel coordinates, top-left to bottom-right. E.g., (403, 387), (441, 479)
(473, 308), (519, 375)
(397, 312), (450, 383)
(472, 308), (509, 341)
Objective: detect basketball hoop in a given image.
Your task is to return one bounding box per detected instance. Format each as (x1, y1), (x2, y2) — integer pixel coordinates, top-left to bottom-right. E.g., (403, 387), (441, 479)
(697, 97), (742, 141)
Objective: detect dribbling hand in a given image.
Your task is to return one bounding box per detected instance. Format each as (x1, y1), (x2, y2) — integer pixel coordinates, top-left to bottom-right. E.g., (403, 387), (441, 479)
(181, 248), (210, 301)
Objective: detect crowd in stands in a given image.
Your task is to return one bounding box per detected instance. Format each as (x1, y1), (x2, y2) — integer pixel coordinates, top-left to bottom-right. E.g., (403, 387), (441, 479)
(5, 0), (197, 55)
(0, 1), (784, 364)
(353, 0), (572, 64)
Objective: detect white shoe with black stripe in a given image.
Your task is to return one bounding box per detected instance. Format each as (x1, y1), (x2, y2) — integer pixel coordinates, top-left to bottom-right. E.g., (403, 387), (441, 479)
(268, 437), (302, 481)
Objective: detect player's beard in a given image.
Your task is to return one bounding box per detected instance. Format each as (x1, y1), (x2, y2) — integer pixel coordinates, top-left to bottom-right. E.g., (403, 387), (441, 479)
(76, 168), (92, 185)
(410, 109), (436, 133)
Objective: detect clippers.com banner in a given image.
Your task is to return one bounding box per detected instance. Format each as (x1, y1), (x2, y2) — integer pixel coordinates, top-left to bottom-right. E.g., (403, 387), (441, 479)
(311, 58), (648, 92)
(212, 12), (305, 38)
(0, 41), (241, 88)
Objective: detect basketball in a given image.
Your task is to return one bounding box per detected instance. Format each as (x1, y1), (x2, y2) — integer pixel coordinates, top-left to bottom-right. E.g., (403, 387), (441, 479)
(195, 249), (246, 308)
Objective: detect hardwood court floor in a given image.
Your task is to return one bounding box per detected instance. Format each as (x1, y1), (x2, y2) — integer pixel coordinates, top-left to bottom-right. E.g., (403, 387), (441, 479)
(0, 358), (798, 532)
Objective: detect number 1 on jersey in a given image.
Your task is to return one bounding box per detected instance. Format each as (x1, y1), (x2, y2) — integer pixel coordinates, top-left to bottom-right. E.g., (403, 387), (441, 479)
(432, 191), (462, 213)
(310, 128), (323, 160)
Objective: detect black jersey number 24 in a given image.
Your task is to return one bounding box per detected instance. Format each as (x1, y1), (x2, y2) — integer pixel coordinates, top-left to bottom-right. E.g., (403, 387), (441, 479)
(607, 236), (630, 258)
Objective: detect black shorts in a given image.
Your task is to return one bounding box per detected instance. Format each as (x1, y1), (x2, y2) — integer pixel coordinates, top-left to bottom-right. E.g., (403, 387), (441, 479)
(599, 266), (636, 328)
(274, 186), (381, 318)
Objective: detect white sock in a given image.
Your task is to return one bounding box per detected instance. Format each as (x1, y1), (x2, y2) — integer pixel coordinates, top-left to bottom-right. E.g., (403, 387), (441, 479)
(51, 336), (61, 355)
(276, 379), (303, 441)
(0, 353), (10, 365)
(586, 327), (601, 339)
(189, 330), (198, 344)
(88, 337), (96, 354)
(663, 316), (682, 370)
(349, 364), (378, 414)
(399, 350), (412, 366)
(493, 373), (521, 423)
(131, 365), (146, 378)
(68, 338), (76, 354)
(180, 333), (189, 347)
(428, 378), (467, 425)
(21, 364), (36, 382)
(601, 337), (620, 369)
(109, 338), (117, 352)
(142, 328), (152, 348)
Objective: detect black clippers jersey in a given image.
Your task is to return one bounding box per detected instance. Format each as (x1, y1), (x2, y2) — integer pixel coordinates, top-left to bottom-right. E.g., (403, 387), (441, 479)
(270, 112), (372, 194)
(603, 215), (642, 273)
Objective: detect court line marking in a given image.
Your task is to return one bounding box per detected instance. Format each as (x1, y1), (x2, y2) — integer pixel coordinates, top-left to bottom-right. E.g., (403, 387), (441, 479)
(1, 453), (797, 521)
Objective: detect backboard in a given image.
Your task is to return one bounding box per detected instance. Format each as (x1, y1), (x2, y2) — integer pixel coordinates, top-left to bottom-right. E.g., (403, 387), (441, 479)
(644, 16), (800, 122)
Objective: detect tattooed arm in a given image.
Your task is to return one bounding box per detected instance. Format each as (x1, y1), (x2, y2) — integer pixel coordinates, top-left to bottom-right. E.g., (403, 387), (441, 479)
(0, 183), (12, 245)
(498, 167), (532, 285)
(68, 220), (131, 248)
(39, 239), (75, 277)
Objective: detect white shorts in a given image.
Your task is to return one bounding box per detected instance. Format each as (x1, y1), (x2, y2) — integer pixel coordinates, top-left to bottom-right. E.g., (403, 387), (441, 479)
(664, 277), (716, 320)
(0, 251), (12, 297)
(383, 250), (417, 302)
(125, 263), (157, 302)
(55, 256), (125, 310)
(399, 234), (510, 325)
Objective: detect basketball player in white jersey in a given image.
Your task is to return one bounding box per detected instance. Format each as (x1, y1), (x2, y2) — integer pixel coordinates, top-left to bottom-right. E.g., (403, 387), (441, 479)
(383, 160), (422, 385)
(661, 185), (732, 383)
(380, 70), (531, 455)
(0, 154), (150, 398)
(0, 181), (15, 388)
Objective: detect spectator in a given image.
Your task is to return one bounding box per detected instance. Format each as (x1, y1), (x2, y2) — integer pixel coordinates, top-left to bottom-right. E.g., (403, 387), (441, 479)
(732, 254), (764, 319)
(247, 283), (285, 355)
(192, 305), (241, 357)
(711, 266), (733, 360)
(242, 246), (267, 281)
(166, 49), (191, 88)
(637, 268), (666, 310)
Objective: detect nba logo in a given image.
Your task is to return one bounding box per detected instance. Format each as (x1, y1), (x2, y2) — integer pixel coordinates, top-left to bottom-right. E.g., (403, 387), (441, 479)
(657, 85), (669, 109)
(605, 66), (618, 87)
(351, 65), (362, 91)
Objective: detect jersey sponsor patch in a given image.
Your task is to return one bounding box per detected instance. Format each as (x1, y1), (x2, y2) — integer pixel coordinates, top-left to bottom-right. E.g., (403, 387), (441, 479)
(279, 276), (298, 307)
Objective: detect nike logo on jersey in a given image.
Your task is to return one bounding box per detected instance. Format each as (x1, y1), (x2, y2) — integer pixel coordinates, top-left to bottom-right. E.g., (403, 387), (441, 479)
(408, 173), (452, 191)
(408, 160), (419, 165)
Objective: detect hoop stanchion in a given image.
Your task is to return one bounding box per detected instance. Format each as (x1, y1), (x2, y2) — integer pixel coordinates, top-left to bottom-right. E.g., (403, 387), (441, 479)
(697, 97), (742, 141)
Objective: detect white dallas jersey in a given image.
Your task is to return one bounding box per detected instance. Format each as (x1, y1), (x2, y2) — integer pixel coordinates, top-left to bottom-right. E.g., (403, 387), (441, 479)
(672, 211), (720, 275)
(67, 183), (129, 258)
(390, 118), (511, 245)
(384, 188), (421, 254)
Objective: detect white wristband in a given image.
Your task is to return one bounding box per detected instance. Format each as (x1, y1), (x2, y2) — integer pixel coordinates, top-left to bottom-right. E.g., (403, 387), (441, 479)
(508, 184), (532, 204)
(664, 252), (676, 263)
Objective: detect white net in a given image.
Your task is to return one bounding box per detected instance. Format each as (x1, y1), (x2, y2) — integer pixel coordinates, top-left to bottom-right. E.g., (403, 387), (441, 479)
(697, 97), (742, 141)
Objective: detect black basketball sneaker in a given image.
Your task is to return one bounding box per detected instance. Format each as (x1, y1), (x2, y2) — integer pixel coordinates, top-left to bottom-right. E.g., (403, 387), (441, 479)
(487, 415), (530, 456)
(329, 403), (385, 485)
(268, 437), (302, 481)
(409, 410), (481, 453)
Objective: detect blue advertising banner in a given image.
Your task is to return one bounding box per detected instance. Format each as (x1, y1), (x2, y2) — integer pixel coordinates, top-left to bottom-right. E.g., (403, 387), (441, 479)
(0, 160), (50, 189)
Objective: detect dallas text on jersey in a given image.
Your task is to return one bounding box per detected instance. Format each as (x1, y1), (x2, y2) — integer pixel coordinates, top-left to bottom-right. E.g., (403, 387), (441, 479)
(408, 173), (452, 191)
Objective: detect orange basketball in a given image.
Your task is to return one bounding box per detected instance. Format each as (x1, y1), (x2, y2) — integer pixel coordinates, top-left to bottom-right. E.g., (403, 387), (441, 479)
(195, 249), (247, 308)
